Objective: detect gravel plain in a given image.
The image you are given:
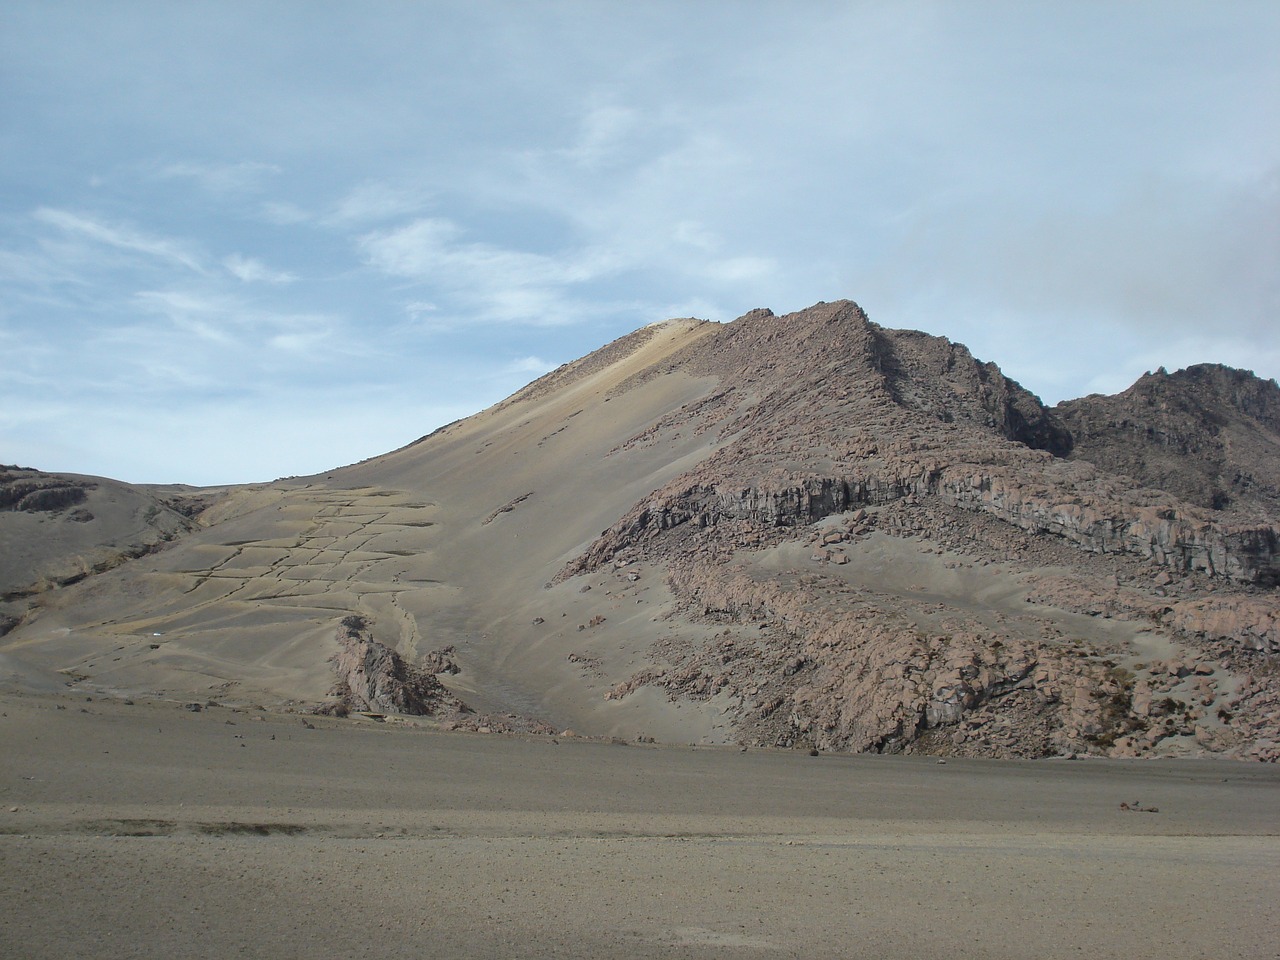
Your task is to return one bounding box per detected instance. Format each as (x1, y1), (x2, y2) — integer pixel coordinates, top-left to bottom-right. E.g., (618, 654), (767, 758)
(2, 693), (1277, 960)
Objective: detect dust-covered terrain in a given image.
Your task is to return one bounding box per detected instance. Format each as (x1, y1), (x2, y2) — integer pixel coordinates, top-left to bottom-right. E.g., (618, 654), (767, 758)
(4, 303), (1278, 761)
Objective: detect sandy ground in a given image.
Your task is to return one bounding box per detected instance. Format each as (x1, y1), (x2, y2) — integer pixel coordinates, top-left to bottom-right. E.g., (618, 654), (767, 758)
(0, 319), (733, 737)
(2, 692), (1277, 960)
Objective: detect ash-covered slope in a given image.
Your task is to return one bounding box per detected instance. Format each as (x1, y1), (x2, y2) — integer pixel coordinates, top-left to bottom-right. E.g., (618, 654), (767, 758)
(3, 302), (1278, 760)
(571, 303), (1277, 586)
(1058, 364), (1280, 521)
(0, 466), (203, 638)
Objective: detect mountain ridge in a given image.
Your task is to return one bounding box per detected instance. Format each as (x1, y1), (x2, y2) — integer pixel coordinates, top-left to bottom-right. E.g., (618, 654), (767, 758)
(2, 301), (1277, 760)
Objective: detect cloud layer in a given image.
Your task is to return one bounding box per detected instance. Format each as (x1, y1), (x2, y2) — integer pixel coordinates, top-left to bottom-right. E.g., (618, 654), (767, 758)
(1, 2), (1277, 482)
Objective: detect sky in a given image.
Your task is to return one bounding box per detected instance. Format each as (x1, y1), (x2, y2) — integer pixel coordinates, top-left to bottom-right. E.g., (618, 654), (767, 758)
(2, 1), (1277, 485)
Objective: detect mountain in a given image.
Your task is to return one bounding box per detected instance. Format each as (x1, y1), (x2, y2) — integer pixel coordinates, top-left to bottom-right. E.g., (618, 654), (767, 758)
(2, 302), (1278, 760)
(1058, 364), (1280, 521)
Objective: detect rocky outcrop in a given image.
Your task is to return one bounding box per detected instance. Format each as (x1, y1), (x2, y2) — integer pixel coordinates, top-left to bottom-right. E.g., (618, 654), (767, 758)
(602, 563), (1144, 757)
(0, 468), (93, 513)
(558, 302), (1280, 758)
(568, 467), (1279, 586)
(565, 306), (1279, 587)
(1058, 364), (1280, 520)
(317, 616), (467, 716)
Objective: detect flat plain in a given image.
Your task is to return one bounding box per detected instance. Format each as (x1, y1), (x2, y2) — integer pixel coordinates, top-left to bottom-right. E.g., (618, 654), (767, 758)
(2, 692), (1277, 960)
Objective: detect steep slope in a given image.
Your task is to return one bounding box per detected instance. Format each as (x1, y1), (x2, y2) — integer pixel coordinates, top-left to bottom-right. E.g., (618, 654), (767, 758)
(1058, 364), (1280, 521)
(0, 318), (735, 738)
(3, 303), (1278, 760)
(571, 304), (1277, 585)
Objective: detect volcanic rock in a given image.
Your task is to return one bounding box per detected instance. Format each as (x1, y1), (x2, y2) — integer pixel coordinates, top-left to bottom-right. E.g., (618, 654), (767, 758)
(1058, 364), (1280, 521)
(2, 301), (1277, 760)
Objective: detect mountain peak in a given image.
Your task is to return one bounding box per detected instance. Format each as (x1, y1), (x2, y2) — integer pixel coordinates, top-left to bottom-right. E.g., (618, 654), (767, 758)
(3, 300), (1278, 761)
(1060, 362), (1280, 518)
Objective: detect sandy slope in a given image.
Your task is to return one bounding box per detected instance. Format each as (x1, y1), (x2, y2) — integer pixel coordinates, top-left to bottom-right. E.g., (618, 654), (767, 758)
(0, 319), (732, 735)
(1, 692), (1276, 960)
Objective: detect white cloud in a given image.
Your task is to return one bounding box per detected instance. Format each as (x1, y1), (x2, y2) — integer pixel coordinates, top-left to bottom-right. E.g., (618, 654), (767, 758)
(559, 105), (641, 169)
(133, 289), (237, 344)
(366, 216), (608, 286)
(259, 201), (311, 225)
(672, 220), (719, 252)
(359, 217), (617, 325)
(702, 256), (777, 285)
(504, 355), (553, 375)
(326, 180), (433, 224)
(157, 160), (281, 195)
(358, 218), (459, 277)
(405, 300), (438, 317)
(33, 208), (206, 274)
(268, 330), (329, 355)
(223, 253), (296, 284)
(130, 289), (340, 360)
(0, 247), (76, 287)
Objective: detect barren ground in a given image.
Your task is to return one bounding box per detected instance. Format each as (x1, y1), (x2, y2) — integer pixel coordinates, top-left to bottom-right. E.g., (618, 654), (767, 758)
(2, 692), (1276, 960)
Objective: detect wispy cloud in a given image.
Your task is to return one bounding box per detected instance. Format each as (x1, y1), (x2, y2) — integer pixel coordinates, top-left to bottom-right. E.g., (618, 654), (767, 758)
(0, 246), (79, 287)
(130, 288), (342, 357)
(503, 355), (554, 376)
(326, 180), (433, 224)
(33, 208), (206, 274)
(558, 105), (642, 169)
(259, 200), (311, 225)
(157, 160), (281, 195)
(359, 217), (618, 325)
(360, 217), (595, 285)
(133, 289), (238, 344)
(223, 253), (296, 284)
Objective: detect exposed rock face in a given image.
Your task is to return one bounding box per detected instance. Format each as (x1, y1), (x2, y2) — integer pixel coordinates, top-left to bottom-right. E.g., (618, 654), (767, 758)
(317, 616), (466, 716)
(317, 618), (560, 737)
(1058, 364), (1280, 521)
(0, 470), (93, 513)
(632, 562), (1135, 758)
(560, 302), (1280, 758)
(567, 305), (1278, 588)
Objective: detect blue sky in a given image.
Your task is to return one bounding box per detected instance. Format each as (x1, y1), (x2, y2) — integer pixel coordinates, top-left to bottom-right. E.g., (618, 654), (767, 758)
(2, 1), (1277, 485)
